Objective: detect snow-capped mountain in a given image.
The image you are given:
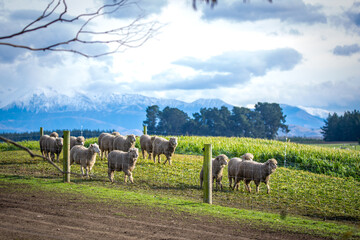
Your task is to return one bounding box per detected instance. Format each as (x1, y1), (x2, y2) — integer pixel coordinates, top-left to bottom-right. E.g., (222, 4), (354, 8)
(0, 91), (325, 137)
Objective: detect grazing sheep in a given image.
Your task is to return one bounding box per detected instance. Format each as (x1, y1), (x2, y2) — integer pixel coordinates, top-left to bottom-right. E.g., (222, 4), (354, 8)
(233, 158), (278, 194)
(39, 135), (50, 157)
(44, 136), (63, 162)
(70, 136), (85, 149)
(228, 153), (254, 189)
(50, 132), (59, 138)
(139, 134), (156, 159)
(70, 143), (100, 178)
(200, 154), (229, 190)
(113, 134), (136, 152)
(107, 148), (139, 183)
(152, 137), (178, 165)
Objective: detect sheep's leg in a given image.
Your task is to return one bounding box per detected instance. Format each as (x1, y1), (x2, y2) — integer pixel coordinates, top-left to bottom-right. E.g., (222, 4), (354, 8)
(141, 149), (145, 159)
(229, 177), (233, 189)
(108, 169), (114, 183)
(153, 154), (156, 163)
(245, 180), (251, 192)
(80, 167), (85, 177)
(266, 182), (270, 194)
(157, 155), (161, 164)
(148, 153), (152, 160)
(56, 154), (60, 162)
(124, 174), (128, 183)
(125, 171), (134, 183)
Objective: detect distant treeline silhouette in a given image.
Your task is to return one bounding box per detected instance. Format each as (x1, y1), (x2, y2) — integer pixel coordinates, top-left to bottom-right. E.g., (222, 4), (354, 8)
(0, 129), (115, 142)
(321, 110), (360, 142)
(144, 102), (289, 139)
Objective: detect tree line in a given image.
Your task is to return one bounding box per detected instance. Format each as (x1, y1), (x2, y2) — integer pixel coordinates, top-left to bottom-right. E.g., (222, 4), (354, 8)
(321, 110), (360, 142)
(143, 102), (289, 139)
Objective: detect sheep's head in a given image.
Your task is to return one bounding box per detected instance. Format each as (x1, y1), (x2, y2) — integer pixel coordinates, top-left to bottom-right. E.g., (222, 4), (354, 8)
(215, 154), (228, 168)
(127, 134), (136, 144)
(129, 148), (139, 159)
(241, 153), (254, 161)
(50, 132), (59, 138)
(77, 136), (85, 145)
(56, 138), (63, 147)
(169, 137), (178, 147)
(90, 143), (100, 154)
(266, 158), (278, 173)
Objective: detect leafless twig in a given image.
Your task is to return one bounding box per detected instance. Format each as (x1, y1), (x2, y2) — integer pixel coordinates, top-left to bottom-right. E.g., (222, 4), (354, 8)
(0, 0), (160, 57)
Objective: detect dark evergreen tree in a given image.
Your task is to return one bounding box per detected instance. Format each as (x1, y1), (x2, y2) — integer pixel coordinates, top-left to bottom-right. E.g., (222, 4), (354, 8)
(255, 102), (288, 139)
(143, 105), (160, 134)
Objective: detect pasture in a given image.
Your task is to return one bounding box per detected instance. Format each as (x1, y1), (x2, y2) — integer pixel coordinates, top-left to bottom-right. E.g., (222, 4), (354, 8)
(0, 136), (359, 238)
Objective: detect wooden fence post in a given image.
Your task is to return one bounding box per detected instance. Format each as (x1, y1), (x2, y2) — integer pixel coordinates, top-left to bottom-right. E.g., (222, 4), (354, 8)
(203, 144), (212, 204)
(40, 127), (43, 137)
(143, 125), (147, 135)
(63, 130), (70, 183)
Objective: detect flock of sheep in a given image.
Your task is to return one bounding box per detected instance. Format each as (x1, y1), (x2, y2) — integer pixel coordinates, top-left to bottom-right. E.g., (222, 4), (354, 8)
(39, 131), (278, 194)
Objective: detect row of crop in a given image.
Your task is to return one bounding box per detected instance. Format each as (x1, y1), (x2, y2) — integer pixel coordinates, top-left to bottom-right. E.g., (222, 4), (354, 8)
(1, 135), (359, 181)
(173, 136), (360, 181)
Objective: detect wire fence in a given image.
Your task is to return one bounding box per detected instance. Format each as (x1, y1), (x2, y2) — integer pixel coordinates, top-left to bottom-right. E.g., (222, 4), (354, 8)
(0, 132), (360, 225)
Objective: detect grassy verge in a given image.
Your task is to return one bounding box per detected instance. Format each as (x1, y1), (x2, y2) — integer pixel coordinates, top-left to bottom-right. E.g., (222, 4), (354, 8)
(0, 174), (359, 239)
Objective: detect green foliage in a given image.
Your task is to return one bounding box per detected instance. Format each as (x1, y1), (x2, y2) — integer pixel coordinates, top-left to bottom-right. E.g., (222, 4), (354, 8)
(175, 136), (360, 180)
(321, 110), (360, 141)
(144, 102), (288, 139)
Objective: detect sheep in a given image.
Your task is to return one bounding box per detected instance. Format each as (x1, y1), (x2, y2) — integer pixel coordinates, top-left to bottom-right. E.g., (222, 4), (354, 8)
(152, 136), (178, 165)
(98, 132), (121, 159)
(107, 148), (139, 183)
(199, 154), (228, 190)
(139, 134), (156, 159)
(70, 143), (100, 178)
(99, 133), (118, 159)
(44, 136), (63, 162)
(70, 136), (85, 149)
(50, 132), (58, 138)
(233, 158), (278, 194)
(113, 134), (136, 152)
(241, 153), (254, 161)
(39, 135), (50, 157)
(228, 153), (254, 189)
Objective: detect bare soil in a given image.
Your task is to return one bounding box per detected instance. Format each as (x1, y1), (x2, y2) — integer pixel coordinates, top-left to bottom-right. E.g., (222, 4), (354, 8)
(0, 181), (329, 240)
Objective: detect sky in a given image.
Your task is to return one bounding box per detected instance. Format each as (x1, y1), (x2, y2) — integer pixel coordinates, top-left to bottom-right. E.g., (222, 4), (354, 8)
(0, 0), (359, 118)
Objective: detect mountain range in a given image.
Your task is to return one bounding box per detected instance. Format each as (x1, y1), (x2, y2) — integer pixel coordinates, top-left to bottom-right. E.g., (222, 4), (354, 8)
(0, 91), (325, 138)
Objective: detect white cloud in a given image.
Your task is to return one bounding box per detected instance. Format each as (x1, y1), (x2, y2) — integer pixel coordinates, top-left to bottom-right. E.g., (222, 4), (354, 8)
(0, 0), (359, 115)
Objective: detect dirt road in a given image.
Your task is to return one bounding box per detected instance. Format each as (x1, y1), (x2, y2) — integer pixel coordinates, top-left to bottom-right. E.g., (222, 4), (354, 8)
(0, 182), (327, 240)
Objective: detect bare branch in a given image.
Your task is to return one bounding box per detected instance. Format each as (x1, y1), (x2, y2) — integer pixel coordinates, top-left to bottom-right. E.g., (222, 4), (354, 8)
(0, 0), (160, 57)
(0, 135), (87, 177)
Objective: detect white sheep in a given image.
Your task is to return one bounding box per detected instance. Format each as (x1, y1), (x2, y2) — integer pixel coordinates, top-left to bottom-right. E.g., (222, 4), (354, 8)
(199, 154), (228, 190)
(233, 158), (278, 194)
(70, 136), (85, 149)
(99, 133), (118, 159)
(50, 132), (59, 138)
(152, 136), (178, 165)
(228, 153), (254, 189)
(39, 135), (50, 157)
(107, 148), (139, 183)
(70, 143), (100, 178)
(44, 136), (63, 162)
(113, 134), (136, 152)
(98, 132), (121, 159)
(139, 134), (156, 159)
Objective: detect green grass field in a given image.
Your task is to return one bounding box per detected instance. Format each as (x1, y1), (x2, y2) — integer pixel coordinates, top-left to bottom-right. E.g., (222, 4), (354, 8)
(0, 136), (359, 238)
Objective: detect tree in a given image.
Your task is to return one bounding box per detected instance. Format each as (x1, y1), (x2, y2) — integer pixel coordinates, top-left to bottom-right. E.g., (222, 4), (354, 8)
(255, 102), (288, 139)
(143, 105), (160, 134)
(157, 107), (189, 135)
(0, 0), (159, 57)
